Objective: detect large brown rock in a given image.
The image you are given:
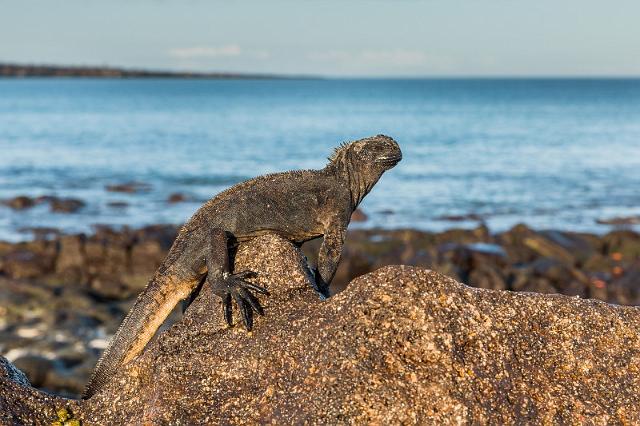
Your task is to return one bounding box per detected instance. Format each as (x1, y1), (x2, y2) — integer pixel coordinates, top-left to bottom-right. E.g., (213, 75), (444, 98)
(0, 239), (57, 279)
(2, 234), (640, 424)
(55, 234), (87, 284)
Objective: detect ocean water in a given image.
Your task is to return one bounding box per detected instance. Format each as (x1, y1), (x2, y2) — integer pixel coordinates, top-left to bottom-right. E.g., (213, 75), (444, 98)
(0, 78), (639, 242)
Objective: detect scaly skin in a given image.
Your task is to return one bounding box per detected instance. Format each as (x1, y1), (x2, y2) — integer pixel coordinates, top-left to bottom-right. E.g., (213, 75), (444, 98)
(83, 134), (402, 399)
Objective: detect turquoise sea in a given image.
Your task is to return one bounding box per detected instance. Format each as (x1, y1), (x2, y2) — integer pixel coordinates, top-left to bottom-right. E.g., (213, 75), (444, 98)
(1, 78), (639, 241)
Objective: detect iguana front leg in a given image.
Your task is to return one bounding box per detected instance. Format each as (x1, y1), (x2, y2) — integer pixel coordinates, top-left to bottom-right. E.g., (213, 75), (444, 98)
(315, 220), (347, 297)
(207, 228), (269, 330)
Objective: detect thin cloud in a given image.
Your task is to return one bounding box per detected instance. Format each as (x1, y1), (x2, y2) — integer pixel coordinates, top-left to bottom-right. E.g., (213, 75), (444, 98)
(168, 45), (242, 59)
(168, 45), (271, 61)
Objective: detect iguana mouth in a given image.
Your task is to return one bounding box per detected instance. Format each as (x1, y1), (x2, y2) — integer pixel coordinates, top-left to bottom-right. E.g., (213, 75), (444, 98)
(377, 154), (402, 167)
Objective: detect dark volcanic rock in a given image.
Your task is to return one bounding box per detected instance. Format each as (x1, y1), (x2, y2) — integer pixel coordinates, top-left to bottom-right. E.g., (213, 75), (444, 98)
(1, 223), (638, 306)
(50, 198), (85, 213)
(2, 195), (88, 212)
(435, 213), (485, 222)
(0, 240), (57, 279)
(609, 262), (640, 305)
(105, 181), (152, 194)
(602, 230), (640, 261)
(2, 235), (634, 424)
(2, 195), (86, 213)
(1, 195), (38, 210)
(166, 193), (191, 203)
(437, 242), (508, 286)
(55, 234), (87, 283)
(12, 355), (55, 388)
(597, 215), (640, 225)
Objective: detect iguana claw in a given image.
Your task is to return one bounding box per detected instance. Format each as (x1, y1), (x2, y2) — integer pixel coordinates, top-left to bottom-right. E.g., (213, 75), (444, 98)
(214, 271), (269, 331)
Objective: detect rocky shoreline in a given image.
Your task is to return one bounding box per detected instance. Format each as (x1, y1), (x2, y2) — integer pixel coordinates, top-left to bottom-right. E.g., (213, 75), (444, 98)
(0, 222), (639, 399)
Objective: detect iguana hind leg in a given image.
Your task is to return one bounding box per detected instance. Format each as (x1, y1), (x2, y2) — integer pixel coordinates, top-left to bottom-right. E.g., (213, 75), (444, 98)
(207, 228), (269, 330)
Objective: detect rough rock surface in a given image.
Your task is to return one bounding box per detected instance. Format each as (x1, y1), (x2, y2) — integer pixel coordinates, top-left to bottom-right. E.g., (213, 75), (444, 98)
(0, 356), (81, 425)
(2, 234), (640, 424)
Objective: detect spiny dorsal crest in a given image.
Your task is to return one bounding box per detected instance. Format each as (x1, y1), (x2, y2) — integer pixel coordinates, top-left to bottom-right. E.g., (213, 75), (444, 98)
(328, 141), (351, 163)
(328, 139), (370, 164)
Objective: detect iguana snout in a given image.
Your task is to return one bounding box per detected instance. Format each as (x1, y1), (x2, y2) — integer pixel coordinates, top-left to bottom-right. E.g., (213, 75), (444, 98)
(348, 134), (402, 170)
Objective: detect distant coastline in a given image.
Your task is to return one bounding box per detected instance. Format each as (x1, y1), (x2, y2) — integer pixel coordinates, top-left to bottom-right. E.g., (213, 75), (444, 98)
(0, 62), (301, 79)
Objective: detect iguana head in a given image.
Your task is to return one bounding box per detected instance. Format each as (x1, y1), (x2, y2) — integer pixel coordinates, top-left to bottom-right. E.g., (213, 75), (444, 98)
(329, 134), (402, 207)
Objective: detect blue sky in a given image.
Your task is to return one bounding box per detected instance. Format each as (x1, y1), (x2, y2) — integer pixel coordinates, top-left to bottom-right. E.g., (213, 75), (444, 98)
(1, 0), (639, 77)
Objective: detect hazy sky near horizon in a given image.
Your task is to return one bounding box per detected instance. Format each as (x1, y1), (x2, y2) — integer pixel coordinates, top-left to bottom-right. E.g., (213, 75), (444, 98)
(1, 0), (639, 77)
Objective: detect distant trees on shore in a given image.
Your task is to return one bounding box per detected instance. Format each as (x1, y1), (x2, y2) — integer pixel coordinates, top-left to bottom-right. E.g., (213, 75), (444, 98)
(0, 63), (277, 79)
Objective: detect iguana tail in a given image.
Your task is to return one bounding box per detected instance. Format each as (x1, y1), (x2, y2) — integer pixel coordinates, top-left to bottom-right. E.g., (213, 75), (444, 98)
(83, 273), (193, 399)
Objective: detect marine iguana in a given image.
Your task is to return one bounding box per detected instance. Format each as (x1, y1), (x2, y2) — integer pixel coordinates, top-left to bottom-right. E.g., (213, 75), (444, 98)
(83, 134), (402, 398)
